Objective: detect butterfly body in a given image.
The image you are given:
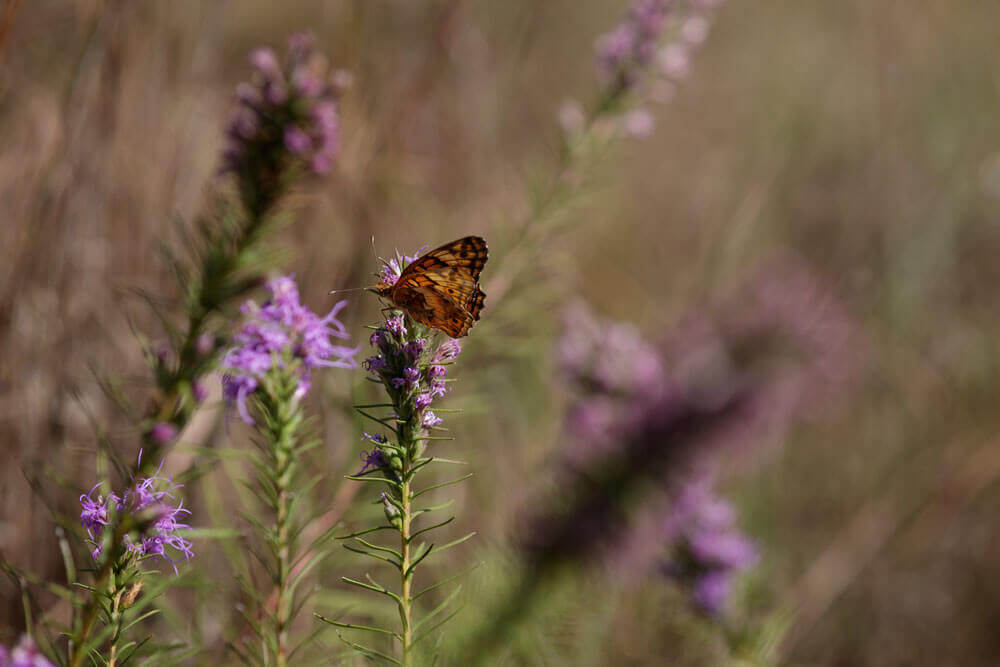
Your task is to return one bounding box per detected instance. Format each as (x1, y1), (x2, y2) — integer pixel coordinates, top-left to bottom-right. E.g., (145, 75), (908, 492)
(376, 236), (488, 338)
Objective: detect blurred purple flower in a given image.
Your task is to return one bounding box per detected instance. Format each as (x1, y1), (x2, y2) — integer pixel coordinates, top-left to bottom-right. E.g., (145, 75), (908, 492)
(558, 99), (586, 134)
(196, 332), (215, 356)
(191, 379), (209, 404)
(220, 275), (358, 424)
(622, 108), (656, 137)
(0, 635), (54, 667)
(663, 477), (757, 615)
(595, 0), (674, 88)
(583, 0), (728, 141)
(223, 32), (345, 185)
(150, 421), (178, 445)
(521, 255), (862, 586)
(691, 571), (731, 615)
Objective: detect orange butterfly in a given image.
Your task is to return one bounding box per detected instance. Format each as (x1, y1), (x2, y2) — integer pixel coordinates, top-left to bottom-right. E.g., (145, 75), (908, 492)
(375, 236), (488, 338)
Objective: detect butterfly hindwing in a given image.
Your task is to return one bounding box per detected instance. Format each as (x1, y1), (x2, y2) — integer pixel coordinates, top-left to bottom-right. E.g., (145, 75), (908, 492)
(391, 283), (474, 337)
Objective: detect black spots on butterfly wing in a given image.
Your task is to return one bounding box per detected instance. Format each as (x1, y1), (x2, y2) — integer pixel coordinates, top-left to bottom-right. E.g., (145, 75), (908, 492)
(422, 236), (489, 280)
(395, 255), (448, 286)
(466, 287), (486, 321)
(442, 310), (474, 338)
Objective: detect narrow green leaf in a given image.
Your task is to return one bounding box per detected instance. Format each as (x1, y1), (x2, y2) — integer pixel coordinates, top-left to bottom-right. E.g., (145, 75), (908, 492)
(315, 615), (401, 639)
(408, 517), (454, 542)
(342, 545), (402, 571)
(428, 532), (476, 557)
(411, 474), (473, 499)
(413, 562), (482, 600)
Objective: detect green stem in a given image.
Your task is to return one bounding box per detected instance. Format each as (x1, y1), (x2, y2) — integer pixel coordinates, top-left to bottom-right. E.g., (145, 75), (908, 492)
(67, 519), (130, 667)
(264, 371), (303, 667)
(137, 195), (274, 477)
(275, 432), (292, 664)
(107, 584), (124, 667)
(399, 477), (414, 667)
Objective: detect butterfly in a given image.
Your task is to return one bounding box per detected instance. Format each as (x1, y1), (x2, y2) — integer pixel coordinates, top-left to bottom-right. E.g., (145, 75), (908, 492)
(375, 236), (488, 338)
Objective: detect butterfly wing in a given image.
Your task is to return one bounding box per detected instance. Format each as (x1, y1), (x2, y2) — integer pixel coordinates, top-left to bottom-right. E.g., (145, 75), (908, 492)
(390, 236), (488, 337)
(389, 279), (475, 337)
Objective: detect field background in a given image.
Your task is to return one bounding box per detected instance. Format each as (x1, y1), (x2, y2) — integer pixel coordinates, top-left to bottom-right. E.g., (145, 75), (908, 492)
(3, 1), (1000, 664)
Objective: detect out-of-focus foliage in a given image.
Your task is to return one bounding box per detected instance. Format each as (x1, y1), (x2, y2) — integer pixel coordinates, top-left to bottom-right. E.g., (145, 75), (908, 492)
(2, 0), (1000, 664)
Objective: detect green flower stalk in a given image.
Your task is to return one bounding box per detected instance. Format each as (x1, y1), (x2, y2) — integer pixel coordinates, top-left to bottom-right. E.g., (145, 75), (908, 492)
(34, 33), (350, 667)
(220, 276), (357, 665)
(325, 275), (474, 665)
(69, 463), (193, 666)
(137, 31), (346, 476)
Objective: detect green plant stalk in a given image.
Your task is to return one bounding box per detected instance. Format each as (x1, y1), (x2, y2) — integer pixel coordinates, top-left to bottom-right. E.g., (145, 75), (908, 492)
(107, 584), (125, 667)
(273, 399), (296, 667)
(392, 359), (428, 667)
(68, 515), (135, 667)
(140, 208), (272, 474)
(399, 476), (414, 667)
(257, 365), (306, 667)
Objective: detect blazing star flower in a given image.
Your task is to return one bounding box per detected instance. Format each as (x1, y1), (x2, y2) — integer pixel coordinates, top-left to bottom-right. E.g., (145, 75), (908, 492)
(0, 635), (54, 667)
(525, 264), (857, 582)
(595, 0), (674, 87)
(585, 0), (728, 142)
(221, 275), (358, 424)
(663, 477), (757, 615)
(433, 338), (462, 362)
(80, 461), (194, 572)
(359, 444), (389, 474)
(558, 301), (667, 462)
(79, 484), (110, 538)
(402, 339), (428, 363)
(378, 247), (429, 287)
(359, 246), (465, 459)
(222, 32), (346, 201)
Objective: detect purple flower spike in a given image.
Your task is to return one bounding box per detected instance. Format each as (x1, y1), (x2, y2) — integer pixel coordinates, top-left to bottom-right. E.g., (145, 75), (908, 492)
(220, 275), (358, 424)
(223, 33), (346, 178)
(361, 243), (467, 450)
(595, 0), (674, 86)
(80, 463), (194, 572)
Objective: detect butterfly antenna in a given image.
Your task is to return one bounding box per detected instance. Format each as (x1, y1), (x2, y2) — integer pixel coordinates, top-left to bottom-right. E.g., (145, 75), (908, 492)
(328, 286), (373, 295)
